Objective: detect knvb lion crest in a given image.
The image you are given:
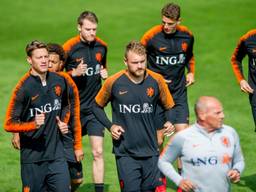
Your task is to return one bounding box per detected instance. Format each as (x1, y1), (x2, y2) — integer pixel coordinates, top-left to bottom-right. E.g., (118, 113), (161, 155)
(147, 87), (154, 97)
(54, 85), (62, 97)
(181, 42), (188, 52)
(95, 52), (102, 62)
(220, 136), (231, 148)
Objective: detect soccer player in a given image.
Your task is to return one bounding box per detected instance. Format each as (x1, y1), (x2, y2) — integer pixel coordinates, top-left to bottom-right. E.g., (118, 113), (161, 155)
(141, 3), (195, 189)
(231, 29), (256, 131)
(63, 11), (108, 192)
(158, 96), (245, 192)
(4, 40), (81, 192)
(93, 41), (175, 192)
(10, 43), (84, 192)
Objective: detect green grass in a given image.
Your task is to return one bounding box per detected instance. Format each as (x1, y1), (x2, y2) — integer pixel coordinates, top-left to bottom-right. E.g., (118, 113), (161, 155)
(0, 0), (256, 191)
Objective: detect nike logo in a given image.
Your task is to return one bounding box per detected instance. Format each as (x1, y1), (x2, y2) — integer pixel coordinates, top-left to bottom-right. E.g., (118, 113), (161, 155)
(31, 94), (39, 101)
(119, 90), (128, 95)
(159, 47), (167, 51)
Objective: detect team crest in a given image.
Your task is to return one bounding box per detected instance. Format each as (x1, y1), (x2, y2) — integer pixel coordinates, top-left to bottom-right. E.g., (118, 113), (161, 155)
(147, 87), (154, 97)
(222, 153), (232, 164)
(54, 85), (62, 97)
(181, 42), (188, 52)
(220, 136), (230, 148)
(23, 186), (30, 192)
(95, 52), (102, 62)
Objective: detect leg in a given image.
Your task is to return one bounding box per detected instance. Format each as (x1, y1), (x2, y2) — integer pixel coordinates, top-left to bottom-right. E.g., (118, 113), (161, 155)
(116, 156), (141, 192)
(249, 93), (256, 131)
(89, 136), (104, 184)
(47, 159), (70, 192)
(21, 162), (46, 192)
(87, 115), (105, 192)
(141, 156), (163, 192)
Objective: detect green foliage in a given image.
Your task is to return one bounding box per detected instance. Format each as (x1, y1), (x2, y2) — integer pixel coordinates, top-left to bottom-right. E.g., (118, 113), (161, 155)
(0, 0), (255, 191)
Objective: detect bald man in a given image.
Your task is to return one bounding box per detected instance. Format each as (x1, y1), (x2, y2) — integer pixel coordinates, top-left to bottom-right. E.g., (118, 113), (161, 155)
(158, 96), (245, 192)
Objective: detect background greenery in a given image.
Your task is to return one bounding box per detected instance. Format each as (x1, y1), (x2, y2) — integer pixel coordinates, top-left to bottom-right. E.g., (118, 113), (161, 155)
(0, 0), (255, 191)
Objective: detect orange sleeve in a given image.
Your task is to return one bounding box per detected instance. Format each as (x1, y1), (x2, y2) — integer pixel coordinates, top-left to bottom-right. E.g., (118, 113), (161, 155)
(141, 25), (162, 46)
(231, 37), (247, 83)
(147, 70), (175, 110)
(4, 73), (37, 132)
(95, 70), (125, 107)
(59, 72), (82, 150)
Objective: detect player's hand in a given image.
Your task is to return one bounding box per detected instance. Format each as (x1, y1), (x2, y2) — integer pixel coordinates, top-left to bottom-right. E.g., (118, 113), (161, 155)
(179, 179), (196, 192)
(72, 59), (87, 77)
(186, 72), (195, 87)
(56, 116), (69, 134)
(163, 121), (175, 136)
(11, 133), (20, 150)
(74, 149), (84, 162)
(228, 169), (240, 183)
(240, 79), (254, 94)
(100, 66), (108, 80)
(35, 113), (45, 129)
(110, 124), (125, 140)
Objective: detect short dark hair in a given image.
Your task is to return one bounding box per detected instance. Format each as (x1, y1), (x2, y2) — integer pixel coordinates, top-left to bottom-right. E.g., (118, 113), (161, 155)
(125, 40), (146, 59)
(161, 3), (181, 20)
(47, 43), (66, 62)
(77, 11), (98, 25)
(25, 40), (47, 57)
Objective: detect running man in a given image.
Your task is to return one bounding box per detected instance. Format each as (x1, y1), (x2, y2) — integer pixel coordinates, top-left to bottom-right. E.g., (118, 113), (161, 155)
(93, 41), (175, 192)
(63, 11), (108, 192)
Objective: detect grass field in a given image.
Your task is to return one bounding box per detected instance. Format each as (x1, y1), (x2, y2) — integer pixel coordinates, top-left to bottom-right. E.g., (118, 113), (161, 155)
(0, 0), (256, 191)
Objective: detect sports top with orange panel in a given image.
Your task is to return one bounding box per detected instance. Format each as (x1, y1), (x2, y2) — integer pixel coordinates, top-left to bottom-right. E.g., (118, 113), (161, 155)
(94, 69), (174, 157)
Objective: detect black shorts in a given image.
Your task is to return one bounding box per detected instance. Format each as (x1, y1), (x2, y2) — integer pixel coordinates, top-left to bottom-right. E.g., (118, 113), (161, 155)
(67, 161), (83, 181)
(115, 156), (162, 192)
(81, 114), (105, 137)
(155, 97), (189, 129)
(21, 158), (70, 192)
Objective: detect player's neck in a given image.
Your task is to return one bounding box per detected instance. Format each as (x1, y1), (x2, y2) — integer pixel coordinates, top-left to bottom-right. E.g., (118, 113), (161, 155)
(30, 69), (47, 86)
(126, 71), (144, 84)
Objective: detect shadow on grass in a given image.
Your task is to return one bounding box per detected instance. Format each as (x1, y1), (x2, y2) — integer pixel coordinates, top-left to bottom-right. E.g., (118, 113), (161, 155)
(78, 183), (110, 192)
(237, 174), (256, 192)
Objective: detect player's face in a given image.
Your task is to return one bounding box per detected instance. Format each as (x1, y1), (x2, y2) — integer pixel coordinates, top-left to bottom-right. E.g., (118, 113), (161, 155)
(162, 16), (179, 34)
(27, 48), (49, 74)
(204, 102), (225, 131)
(48, 53), (62, 72)
(78, 19), (97, 42)
(125, 51), (146, 78)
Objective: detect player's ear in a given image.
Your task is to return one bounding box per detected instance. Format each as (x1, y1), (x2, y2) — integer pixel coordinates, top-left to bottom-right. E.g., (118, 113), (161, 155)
(177, 18), (181, 25)
(27, 56), (32, 66)
(123, 57), (128, 66)
(77, 24), (82, 33)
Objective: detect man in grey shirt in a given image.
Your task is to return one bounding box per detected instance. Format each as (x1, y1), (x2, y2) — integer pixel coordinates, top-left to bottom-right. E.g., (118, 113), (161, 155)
(158, 96), (244, 192)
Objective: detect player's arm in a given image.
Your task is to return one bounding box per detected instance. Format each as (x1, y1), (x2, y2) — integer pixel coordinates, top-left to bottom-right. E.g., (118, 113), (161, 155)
(158, 134), (196, 191)
(227, 130), (245, 183)
(100, 46), (108, 80)
(186, 35), (195, 87)
(60, 73), (83, 151)
(230, 38), (253, 93)
(93, 77), (125, 139)
(4, 81), (39, 132)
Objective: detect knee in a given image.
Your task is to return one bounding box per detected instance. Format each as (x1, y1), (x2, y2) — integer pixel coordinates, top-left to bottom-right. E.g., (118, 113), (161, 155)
(92, 148), (103, 160)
